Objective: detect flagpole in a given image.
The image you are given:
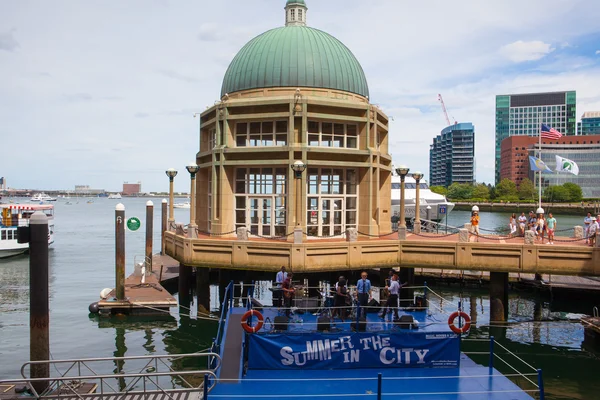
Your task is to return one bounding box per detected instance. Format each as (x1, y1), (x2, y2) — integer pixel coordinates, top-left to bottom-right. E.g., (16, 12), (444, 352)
(538, 114), (542, 210)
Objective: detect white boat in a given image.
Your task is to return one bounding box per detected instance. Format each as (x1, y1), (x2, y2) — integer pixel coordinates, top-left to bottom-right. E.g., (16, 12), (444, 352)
(391, 174), (454, 222)
(108, 193), (122, 199)
(30, 193), (57, 202)
(0, 204), (55, 258)
(173, 202), (190, 209)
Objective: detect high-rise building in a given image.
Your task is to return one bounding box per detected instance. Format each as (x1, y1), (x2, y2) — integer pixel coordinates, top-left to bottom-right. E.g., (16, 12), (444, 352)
(429, 123), (475, 187)
(123, 182), (142, 196)
(500, 134), (600, 198)
(578, 112), (600, 135)
(495, 91), (576, 184)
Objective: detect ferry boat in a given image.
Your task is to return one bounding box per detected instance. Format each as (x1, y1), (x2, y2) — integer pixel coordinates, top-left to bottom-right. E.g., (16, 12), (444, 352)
(391, 174), (454, 222)
(173, 201), (191, 209)
(205, 282), (543, 399)
(0, 204), (54, 258)
(30, 192), (57, 202)
(108, 193), (122, 199)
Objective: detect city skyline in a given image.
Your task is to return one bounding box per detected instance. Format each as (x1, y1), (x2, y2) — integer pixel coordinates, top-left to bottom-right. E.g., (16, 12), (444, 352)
(2, 0), (600, 192)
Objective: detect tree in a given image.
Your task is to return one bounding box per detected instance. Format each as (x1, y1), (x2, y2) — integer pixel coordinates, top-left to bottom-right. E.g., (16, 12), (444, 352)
(471, 183), (490, 200)
(495, 178), (518, 200)
(518, 178), (536, 201)
(563, 182), (583, 202)
(429, 186), (448, 196)
(544, 186), (569, 202)
(447, 183), (473, 200)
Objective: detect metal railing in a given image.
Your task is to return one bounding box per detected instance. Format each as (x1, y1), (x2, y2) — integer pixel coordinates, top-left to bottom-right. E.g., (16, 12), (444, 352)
(4, 352), (221, 400)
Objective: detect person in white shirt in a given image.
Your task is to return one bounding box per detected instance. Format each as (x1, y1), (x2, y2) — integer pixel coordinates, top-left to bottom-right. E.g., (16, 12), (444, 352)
(584, 213), (593, 244)
(274, 266), (287, 307)
(381, 274), (406, 321)
(518, 212), (527, 236)
(589, 218), (599, 247)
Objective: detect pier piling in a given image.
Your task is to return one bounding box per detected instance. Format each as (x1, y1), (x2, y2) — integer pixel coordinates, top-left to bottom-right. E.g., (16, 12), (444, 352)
(115, 204), (125, 301)
(146, 201), (153, 272)
(490, 272), (509, 322)
(196, 268), (210, 313)
(29, 211), (50, 393)
(178, 264), (192, 309)
(161, 199), (167, 255)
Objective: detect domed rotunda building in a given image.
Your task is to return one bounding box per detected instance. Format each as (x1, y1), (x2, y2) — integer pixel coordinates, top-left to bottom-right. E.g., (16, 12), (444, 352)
(168, 0), (393, 271)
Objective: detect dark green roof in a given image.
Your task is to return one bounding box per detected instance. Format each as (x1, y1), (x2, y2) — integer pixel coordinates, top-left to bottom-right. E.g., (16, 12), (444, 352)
(286, 0), (306, 5)
(221, 26), (369, 98)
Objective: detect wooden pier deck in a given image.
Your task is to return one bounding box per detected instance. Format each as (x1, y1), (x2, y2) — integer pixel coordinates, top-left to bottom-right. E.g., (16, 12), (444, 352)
(153, 253), (179, 284)
(96, 272), (177, 315)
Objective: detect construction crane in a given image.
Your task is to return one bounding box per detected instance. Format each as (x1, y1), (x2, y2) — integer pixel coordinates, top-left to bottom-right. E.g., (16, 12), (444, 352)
(437, 94), (457, 126)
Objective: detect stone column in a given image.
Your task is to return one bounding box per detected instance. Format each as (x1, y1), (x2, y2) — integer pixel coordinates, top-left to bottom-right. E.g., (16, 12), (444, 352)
(458, 228), (469, 242)
(489, 272), (509, 322)
(574, 226), (583, 239)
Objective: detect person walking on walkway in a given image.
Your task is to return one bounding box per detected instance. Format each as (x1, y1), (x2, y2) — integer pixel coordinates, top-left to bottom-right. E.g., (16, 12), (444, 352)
(470, 211), (480, 236)
(589, 217), (599, 247)
(546, 213), (557, 245)
(537, 214), (546, 243)
(528, 212), (537, 235)
(356, 271), (372, 318)
(584, 212), (593, 244)
(509, 213), (517, 237)
(518, 212), (527, 236)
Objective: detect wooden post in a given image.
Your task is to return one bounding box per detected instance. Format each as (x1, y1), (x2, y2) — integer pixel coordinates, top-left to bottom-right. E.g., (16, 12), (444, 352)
(161, 199), (167, 255)
(116, 204), (125, 301)
(145, 201), (153, 272)
(29, 211), (50, 393)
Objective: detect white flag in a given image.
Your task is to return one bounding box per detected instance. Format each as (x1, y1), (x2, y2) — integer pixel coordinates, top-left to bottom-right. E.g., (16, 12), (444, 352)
(555, 155), (579, 176)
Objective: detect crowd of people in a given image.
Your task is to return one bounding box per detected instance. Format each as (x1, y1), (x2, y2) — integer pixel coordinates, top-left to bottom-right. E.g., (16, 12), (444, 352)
(470, 209), (600, 246)
(273, 267), (406, 322)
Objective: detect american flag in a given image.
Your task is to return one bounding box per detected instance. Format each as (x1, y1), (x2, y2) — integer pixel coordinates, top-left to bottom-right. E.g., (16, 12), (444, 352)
(541, 124), (562, 139)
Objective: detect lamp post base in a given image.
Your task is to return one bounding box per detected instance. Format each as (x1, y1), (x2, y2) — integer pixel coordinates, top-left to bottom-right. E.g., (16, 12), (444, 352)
(397, 226), (407, 240)
(413, 221), (421, 234)
(187, 224), (198, 238)
(294, 227), (304, 244)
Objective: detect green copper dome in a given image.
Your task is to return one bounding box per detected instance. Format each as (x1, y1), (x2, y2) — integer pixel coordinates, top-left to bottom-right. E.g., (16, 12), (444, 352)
(286, 0), (305, 4)
(220, 26), (370, 98)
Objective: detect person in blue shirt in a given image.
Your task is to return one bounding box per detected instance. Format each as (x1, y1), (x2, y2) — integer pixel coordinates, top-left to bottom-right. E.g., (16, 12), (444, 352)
(584, 213), (593, 244)
(356, 271), (372, 317)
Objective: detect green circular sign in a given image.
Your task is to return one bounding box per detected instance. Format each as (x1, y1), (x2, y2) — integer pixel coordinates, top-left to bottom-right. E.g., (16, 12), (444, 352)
(127, 217), (141, 231)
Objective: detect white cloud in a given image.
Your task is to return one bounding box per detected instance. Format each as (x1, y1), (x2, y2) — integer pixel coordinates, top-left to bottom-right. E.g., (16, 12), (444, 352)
(596, 50), (600, 55)
(499, 40), (554, 62)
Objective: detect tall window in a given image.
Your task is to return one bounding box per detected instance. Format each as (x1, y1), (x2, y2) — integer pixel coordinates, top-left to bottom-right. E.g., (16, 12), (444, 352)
(236, 121), (288, 147)
(290, 9), (295, 20)
(208, 172), (212, 231)
(307, 121), (358, 148)
(235, 168), (287, 237)
(306, 168), (357, 237)
(298, 9), (303, 21)
(209, 128), (217, 149)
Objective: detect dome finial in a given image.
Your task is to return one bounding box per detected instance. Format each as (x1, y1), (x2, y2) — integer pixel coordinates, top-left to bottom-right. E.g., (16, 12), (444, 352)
(285, 0), (307, 27)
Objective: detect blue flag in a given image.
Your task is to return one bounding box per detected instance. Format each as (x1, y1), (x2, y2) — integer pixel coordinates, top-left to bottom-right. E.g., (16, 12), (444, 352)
(529, 156), (552, 173)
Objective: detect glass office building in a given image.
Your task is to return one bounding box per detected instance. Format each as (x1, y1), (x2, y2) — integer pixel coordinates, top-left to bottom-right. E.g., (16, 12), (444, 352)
(495, 91), (576, 184)
(429, 123), (475, 187)
(578, 112), (600, 136)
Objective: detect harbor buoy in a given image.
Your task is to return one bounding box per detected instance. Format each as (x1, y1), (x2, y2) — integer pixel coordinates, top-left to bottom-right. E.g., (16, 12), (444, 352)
(88, 302), (99, 314)
(100, 288), (112, 299)
(448, 311), (471, 334)
(241, 310), (264, 333)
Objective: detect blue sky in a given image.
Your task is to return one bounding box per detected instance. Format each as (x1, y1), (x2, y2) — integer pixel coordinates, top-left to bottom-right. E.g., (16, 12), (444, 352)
(1, 0), (600, 191)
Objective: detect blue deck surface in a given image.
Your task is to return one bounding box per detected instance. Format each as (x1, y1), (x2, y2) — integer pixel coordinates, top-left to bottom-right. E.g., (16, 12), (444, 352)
(210, 306), (535, 399)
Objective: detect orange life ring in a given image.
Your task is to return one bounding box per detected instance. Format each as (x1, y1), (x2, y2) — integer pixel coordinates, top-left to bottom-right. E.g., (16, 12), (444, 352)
(241, 310), (264, 333)
(448, 311), (471, 334)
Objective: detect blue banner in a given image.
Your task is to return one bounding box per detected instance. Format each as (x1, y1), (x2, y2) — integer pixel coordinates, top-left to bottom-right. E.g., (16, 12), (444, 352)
(248, 332), (460, 370)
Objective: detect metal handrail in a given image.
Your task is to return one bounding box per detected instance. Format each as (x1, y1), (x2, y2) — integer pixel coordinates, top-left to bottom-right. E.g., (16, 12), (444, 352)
(21, 353), (222, 379)
(0, 370), (218, 399)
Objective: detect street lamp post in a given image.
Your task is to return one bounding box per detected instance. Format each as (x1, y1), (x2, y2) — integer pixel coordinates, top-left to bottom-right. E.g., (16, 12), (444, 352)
(186, 162), (199, 238)
(291, 160), (307, 244)
(165, 168), (178, 231)
(412, 171), (424, 234)
(395, 165), (410, 240)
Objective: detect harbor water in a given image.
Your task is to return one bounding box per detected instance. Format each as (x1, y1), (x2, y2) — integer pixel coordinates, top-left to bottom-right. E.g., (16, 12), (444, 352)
(0, 198), (599, 399)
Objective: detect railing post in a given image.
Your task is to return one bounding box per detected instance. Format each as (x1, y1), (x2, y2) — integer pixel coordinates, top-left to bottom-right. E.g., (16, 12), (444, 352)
(377, 373), (382, 400)
(489, 336), (495, 375)
(355, 301), (361, 331)
(423, 281), (428, 306)
(204, 374), (209, 399)
(537, 369), (545, 400)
